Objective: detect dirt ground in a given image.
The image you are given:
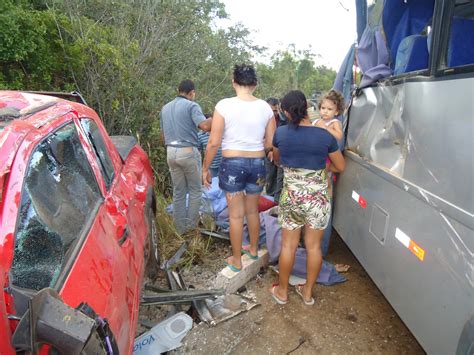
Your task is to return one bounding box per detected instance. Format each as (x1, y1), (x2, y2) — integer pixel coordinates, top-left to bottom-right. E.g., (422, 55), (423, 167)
(139, 231), (425, 354)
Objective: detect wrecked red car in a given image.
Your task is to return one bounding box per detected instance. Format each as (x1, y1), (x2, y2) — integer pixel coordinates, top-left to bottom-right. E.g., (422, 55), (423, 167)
(0, 91), (158, 354)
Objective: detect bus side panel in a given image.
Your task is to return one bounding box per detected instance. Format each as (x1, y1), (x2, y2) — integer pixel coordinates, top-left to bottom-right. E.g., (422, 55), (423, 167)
(333, 78), (474, 355)
(334, 153), (473, 354)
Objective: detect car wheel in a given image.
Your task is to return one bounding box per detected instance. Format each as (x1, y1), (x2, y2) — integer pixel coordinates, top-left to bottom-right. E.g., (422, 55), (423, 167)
(144, 206), (160, 280)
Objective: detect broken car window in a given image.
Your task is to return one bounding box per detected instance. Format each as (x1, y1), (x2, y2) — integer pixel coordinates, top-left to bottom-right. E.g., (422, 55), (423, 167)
(11, 123), (102, 291)
(80, 118), (115, 190)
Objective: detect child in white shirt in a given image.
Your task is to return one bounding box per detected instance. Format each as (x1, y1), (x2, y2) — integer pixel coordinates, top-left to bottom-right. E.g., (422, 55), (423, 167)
(312, 90), (344, 141)
(312, 90), (345, 196)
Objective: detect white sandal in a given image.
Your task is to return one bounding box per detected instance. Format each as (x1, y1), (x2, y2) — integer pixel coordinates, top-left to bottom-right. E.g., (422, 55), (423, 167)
(295, 284), (315, 306)
(271, 284), (288, 305)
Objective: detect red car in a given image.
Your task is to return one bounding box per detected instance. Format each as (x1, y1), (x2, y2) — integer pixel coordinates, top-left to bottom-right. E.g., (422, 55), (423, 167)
(0, 91), (158, 354)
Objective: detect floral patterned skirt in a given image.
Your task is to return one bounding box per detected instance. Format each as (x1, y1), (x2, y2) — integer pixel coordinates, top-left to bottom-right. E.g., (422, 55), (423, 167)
(278, 167), (331, 230)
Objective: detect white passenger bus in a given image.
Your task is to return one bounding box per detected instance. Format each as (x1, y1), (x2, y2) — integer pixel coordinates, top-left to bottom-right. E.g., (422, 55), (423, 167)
(332, 0), (473, 353)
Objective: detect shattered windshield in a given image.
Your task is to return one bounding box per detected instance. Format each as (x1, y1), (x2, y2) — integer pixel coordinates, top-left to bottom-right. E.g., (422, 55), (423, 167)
(11, 123), (102, 290)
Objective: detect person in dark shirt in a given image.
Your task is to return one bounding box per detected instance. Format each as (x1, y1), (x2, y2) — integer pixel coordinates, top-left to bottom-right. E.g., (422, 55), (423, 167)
(198, 114), (222, 178)
(264, 97), (286, 202)
(269, 90), (345, 306)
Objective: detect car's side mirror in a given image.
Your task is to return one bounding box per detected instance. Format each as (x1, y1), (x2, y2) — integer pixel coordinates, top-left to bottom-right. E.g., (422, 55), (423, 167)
(12, 288), (114, 354)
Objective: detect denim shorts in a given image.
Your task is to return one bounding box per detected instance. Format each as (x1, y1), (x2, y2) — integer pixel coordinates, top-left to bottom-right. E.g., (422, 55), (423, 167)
(219, 157), (266, 194)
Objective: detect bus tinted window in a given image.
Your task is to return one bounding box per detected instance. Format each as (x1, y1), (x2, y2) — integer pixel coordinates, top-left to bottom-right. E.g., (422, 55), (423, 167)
(447, 13), (474, 68)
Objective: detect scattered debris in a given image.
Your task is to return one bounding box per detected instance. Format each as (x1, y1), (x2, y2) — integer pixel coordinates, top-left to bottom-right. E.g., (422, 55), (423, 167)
(164, 242), (188, 270)
(196, 292), (259, 326)
(135, 238), (268, 353)
(12, 288), (117, 354)
(286, 336), (306, 354)
(200, 228), (230, 241)
(133, 312), (193, 354)
(141, 289), (224, 306)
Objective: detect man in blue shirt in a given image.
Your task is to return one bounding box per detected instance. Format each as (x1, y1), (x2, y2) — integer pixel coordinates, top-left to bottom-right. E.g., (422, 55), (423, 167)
(160, 80), (212, 234)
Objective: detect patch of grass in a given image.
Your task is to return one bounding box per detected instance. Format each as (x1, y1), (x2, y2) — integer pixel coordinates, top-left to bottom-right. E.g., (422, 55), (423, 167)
(154, 193), (183, 260)
(181, 228), (213, 269)
(154, 192), (214, 269)
(199, 211), (216, 232)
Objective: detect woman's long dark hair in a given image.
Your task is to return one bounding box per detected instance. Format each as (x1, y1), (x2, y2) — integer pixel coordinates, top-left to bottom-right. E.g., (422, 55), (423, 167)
(280, 90), (308, 126)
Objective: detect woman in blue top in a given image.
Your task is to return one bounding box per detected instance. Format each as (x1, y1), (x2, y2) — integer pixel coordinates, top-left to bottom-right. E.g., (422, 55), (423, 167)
(270, 90), (345, 305)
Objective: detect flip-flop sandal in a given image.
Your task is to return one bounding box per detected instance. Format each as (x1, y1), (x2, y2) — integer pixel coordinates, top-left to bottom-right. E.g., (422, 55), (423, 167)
(335, 264), (351, 273)
(224, 261), (241, 273)
(270, 284), (288, 305)
(295, 284), (315, 306)
(241, 249), (258, 260)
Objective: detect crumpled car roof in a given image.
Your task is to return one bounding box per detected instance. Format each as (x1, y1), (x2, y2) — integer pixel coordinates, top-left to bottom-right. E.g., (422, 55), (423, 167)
(0, 91), (75, 187)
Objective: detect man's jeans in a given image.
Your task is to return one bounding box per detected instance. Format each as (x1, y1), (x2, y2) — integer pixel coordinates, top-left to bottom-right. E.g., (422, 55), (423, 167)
(167, 146), (202, 234)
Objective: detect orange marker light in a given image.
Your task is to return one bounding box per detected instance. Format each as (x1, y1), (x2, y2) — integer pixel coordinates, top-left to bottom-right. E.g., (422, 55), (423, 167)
(408, 240), (425, 261)
(395, 228), (426, 262)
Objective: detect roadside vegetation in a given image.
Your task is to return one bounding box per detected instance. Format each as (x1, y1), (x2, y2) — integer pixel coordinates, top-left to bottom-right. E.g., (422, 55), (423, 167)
(154, 192), (213, 268)
(1, 0), (337, 262)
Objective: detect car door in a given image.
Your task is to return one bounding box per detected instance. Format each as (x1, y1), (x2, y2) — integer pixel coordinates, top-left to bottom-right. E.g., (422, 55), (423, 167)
(77, 117), (144, 274)
(73, 116), (149, 350)
(9, 121), (134, 353)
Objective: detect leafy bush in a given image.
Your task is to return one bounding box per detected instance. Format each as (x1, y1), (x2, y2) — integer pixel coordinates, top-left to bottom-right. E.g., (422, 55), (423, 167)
(1, 0), (337, 197)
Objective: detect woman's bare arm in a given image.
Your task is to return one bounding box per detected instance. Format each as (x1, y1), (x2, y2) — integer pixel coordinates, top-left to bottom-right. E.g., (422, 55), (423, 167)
(328, 150), (345, 172)
(264, 117), (276, 161)
(264, 117), (276, 150)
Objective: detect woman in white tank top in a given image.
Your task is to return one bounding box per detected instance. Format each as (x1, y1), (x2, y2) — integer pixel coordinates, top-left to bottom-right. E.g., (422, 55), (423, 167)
(202, 64), (276, 272)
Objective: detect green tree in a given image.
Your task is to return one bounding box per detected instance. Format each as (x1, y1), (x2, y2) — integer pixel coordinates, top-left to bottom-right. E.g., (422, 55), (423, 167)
(0, 0), (78, 90)
(256, 48), (336, 101)
(0, 0), (337, 196)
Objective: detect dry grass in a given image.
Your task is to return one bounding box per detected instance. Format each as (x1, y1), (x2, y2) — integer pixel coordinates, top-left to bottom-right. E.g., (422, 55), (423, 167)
(181, 228), (213, 269)
(154, 193), (214, 269)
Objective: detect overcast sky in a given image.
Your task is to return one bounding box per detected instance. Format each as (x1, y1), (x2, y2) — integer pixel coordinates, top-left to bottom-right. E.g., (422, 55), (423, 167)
(219, 0), (357, 70)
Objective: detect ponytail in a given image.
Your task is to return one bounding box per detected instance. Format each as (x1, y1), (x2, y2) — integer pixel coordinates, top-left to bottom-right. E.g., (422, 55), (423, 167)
(280, 90), (308, 125)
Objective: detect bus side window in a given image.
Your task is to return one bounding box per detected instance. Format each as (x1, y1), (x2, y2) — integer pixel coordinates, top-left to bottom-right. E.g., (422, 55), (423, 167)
(447, 16), (474, 68)
(393, 34), (429, 75)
